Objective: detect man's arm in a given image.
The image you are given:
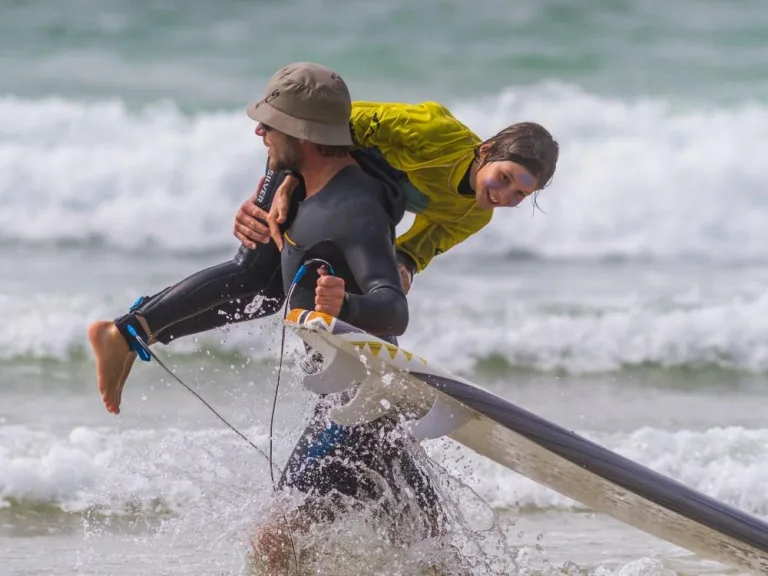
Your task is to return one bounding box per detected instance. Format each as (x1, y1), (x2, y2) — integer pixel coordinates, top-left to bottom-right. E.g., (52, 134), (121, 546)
(337, 210), (409, 336)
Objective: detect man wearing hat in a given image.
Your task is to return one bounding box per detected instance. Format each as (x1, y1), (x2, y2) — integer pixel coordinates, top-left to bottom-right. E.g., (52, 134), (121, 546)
(87, 62), (445, 572)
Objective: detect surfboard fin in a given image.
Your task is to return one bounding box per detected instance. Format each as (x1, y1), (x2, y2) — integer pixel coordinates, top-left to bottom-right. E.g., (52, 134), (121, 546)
(327, 372), (407, 426)
(301, 345), (369, 395)
(407, 395), (474, 441)
(302, 349), (474, 439)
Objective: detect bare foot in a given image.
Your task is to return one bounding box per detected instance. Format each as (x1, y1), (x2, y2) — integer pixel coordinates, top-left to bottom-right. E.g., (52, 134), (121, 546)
(116, 352), (138, 410)
(88, 321), (132, 414)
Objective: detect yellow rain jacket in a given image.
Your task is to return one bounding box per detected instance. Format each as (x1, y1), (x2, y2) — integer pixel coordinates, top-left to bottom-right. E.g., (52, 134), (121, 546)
(350, 101), (493, 273)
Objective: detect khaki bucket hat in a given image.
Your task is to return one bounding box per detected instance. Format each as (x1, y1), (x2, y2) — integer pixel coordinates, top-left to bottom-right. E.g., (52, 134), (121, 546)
(247, 62), (353, 146)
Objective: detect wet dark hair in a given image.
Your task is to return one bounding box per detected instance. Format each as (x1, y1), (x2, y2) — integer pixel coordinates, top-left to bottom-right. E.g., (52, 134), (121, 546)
(476, 122), (559, 209)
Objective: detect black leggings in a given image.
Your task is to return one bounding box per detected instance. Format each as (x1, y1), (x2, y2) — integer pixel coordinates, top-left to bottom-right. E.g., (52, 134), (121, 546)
(114, 167), (302, 346)
(139, 243), (284, 345)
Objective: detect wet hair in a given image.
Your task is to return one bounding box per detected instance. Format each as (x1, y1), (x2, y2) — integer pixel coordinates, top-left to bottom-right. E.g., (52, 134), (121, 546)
(477, 122), (559, 192)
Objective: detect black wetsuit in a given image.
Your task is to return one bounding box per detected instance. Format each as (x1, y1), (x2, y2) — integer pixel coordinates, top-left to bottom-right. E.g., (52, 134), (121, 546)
(114, 156), (445, 533)
(120, 151), (405, 345)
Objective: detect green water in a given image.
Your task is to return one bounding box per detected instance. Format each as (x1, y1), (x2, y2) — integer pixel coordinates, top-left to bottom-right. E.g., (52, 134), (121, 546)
(4, 0), (768, 109)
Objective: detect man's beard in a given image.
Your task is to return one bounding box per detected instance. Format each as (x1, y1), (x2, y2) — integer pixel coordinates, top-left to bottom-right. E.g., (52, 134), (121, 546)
(269, 138), (303, 173)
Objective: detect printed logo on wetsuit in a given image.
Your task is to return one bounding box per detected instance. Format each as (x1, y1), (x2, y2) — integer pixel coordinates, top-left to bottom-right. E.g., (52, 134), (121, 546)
(256, 170), (275, 206)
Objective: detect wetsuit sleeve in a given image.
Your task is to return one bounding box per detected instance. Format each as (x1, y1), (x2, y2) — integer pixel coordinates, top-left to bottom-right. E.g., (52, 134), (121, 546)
(395, 206), (494, 273)
(337, 209), (409, 336)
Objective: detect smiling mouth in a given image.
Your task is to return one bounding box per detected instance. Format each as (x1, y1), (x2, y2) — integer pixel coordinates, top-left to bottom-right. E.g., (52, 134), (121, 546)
(486, 190), (501, 206)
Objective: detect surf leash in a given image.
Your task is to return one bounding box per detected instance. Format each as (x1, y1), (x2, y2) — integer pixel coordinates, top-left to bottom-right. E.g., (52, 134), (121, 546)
(268, 258), (335, 484)
(126, 257), (335, 574)
(126, 324), (273, 461)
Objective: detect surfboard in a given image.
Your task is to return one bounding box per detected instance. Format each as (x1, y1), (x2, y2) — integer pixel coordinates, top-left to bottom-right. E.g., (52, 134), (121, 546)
(284, 308), (768, 575)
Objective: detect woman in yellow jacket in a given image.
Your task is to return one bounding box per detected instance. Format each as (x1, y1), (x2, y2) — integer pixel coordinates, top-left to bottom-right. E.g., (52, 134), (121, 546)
(235, 100), (559, 293)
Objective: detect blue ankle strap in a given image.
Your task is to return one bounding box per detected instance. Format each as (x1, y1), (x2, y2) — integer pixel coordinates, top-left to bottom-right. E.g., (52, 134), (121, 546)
(129, 295), (146, 312)
(125, 323), (151, 362)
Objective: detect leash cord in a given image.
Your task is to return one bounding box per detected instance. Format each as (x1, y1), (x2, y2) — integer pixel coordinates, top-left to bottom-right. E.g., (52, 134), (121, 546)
(128, 258), (334, 573)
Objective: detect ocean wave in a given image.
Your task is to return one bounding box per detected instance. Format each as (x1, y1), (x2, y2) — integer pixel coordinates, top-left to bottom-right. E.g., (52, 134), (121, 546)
(2, 84), (768, 260)
(3, 423), (768, 521)
(4, 287), (768, 376)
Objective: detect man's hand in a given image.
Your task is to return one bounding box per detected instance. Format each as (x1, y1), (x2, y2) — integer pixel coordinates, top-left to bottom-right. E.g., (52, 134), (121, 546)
(398, 263), (413, 295)
(234, 176), (270, 249)
(233, 174), (299, 250)
(315, 267), (345, 317)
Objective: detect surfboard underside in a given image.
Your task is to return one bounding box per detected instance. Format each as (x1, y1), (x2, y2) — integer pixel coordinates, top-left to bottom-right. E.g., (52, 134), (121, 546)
(284, 310), (768, 575)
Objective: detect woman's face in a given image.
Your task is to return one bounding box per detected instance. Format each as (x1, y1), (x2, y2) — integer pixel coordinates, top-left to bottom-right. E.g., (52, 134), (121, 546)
(474, 160), (539, 210)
